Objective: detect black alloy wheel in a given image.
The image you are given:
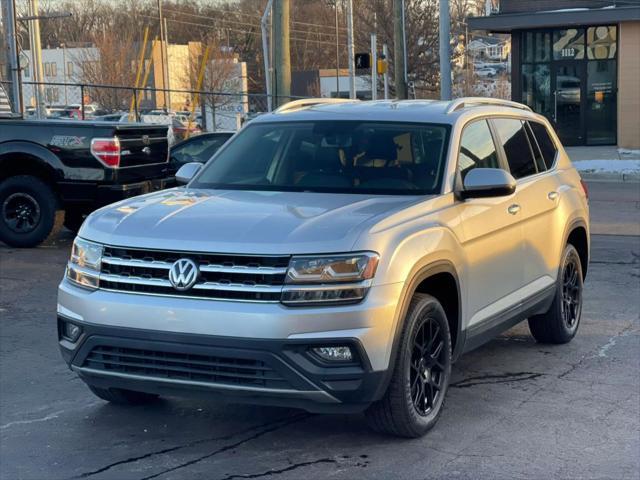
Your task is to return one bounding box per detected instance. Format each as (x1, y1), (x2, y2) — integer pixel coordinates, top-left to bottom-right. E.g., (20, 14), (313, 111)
(2, 192), (41, 234)
(561, 254), (582, 330)
(410, 316), (447, 416)
(365, 293), (452, 437)
(528, 243), (584, 344)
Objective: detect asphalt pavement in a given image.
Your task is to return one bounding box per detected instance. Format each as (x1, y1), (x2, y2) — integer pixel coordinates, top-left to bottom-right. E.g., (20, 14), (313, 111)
(0, 180), (638, 480)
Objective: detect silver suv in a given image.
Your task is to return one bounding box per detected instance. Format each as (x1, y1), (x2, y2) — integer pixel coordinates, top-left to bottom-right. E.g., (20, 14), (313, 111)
(58, 98), (589, 437)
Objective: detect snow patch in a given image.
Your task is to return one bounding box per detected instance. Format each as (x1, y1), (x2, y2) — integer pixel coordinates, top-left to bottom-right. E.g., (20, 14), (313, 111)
(619, 148), (640, 156)
(573, 159), (640, 173)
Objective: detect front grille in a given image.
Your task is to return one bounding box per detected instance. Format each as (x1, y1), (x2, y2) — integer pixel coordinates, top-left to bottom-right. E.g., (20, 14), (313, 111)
(100, 246), (290, 301)
(83, 345), (290, 389)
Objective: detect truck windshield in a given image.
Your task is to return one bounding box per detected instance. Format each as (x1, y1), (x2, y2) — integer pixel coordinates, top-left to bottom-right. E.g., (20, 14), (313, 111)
(191, 121), (450, 195)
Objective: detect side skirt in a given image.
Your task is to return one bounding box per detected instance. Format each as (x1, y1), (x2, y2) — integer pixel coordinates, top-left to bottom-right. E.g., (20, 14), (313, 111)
(462, 284), (556, 354)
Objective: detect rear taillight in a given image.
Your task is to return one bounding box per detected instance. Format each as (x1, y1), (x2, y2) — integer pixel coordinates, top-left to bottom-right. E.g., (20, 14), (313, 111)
(580, 178), (589, 200)
(90, 137), (120, 168)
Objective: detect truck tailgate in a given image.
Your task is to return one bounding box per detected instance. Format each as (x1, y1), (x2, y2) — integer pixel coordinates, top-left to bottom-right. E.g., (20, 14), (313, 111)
(115, 124), (169, 168)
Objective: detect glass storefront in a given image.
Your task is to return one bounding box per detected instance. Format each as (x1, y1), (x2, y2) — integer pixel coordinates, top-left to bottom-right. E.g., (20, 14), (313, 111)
(519, 25), (617, 146)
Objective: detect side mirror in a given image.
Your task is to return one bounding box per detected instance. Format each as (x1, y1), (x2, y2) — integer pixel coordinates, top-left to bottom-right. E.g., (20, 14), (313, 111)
(175, 162), (202, 185)
(461, 168), (516, 199)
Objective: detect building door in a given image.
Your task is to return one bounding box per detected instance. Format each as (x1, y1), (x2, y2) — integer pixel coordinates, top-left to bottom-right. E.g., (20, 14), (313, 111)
(552, 61), (586, 146)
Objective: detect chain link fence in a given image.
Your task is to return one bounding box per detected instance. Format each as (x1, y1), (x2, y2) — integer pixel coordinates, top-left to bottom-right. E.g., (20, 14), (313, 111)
(6, 80), (309, 131)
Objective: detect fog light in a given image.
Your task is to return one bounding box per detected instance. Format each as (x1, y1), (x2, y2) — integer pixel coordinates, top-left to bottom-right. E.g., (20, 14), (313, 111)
(63, 322), (82, 342)
(311, 346), (353, 362)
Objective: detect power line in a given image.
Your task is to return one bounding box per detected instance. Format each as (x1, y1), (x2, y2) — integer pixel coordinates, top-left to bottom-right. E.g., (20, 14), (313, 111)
(93, 0), (348, 32)
(140, 14), (343, 48)
(161, 7), (345, 40)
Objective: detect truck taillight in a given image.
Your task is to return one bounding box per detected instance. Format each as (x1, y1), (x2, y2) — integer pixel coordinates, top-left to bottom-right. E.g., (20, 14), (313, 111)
(91, 138), (120, 168)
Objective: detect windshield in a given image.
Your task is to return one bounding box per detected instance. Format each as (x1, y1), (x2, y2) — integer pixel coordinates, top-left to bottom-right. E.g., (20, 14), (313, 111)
(191, 121), (450, 195)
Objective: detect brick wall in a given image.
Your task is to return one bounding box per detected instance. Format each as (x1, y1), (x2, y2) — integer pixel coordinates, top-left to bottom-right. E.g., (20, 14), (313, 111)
(499, 0), (618, 14)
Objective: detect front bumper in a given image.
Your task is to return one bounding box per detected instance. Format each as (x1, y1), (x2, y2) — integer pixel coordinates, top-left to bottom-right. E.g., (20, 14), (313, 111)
(58, 280), (402, 413)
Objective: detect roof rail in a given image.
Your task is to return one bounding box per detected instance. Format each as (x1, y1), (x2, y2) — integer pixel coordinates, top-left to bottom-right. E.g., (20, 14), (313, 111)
(445, 97), (532, 114)
(274, 98), (358, 113)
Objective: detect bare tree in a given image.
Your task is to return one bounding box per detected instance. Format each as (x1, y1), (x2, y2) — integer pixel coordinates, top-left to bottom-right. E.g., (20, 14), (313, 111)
(73, 27), (138, 110)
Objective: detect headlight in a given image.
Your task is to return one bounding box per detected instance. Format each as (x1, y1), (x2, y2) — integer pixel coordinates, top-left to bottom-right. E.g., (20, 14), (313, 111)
(282, 253), (379, 306)
(66, 238), (102, 290)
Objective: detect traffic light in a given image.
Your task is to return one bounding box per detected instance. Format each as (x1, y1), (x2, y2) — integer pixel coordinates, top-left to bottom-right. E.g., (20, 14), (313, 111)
(355, 53), (371, 70)
(377, 55), (388, 75)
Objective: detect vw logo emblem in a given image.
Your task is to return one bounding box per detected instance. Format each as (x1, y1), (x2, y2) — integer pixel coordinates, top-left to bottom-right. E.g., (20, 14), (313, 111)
(168, 258), (199, 291)
(142, 135), (150, 145)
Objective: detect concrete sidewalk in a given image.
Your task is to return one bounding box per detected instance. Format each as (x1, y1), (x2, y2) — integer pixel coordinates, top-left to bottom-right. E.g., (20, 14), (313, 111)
(565, 146), (640, 182)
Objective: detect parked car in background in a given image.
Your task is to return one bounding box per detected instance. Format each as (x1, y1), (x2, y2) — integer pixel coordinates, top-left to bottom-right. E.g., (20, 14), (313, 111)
(93, 112), (131, 123)
(0, 116), (174, 247)
(475, 67), (497, 78)
(171, 118), (202, 141)
(59, 98), (589, 438)
(169, 131), (234, 167)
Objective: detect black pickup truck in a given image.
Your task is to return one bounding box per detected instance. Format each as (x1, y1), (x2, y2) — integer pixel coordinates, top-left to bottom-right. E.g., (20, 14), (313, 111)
(0, 117), (174, 247)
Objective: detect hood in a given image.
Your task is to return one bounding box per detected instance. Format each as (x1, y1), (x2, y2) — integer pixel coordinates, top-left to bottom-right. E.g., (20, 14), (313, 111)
(80, 188), (425, 254)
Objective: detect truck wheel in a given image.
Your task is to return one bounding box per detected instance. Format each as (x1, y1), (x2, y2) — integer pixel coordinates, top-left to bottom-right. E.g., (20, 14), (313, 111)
(528, 243), (584, 344)
(0, 175), (64, 248)
(88, 386), (159, 405)
(64, 209), (87, 233)
(365, 293), (452, 438)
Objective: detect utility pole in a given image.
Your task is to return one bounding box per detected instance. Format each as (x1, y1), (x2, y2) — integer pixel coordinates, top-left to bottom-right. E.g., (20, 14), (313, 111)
(393, 0), (407, 99)
(346, 0), (355, 99)
(439, 0), (452, 100)
(27, 0), (46, 118)
(163, 17), (171, 109)
(334, 1), (340, 98)
(272, 0), (290, 108)
(260, 0), (274, 111)
(156, 0), (169, 110)
(1, 0), (22, 114)
(370, 32), (377, 100)
(383, 44), (389, 99)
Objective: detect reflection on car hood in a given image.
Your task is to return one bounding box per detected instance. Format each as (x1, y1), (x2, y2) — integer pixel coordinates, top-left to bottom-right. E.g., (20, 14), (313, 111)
(80, 188), (426, 254)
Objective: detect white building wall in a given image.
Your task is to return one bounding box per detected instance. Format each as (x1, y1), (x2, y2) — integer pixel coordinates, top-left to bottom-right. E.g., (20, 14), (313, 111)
(319, 75), (371, 99)
(20, 47), (99, 107)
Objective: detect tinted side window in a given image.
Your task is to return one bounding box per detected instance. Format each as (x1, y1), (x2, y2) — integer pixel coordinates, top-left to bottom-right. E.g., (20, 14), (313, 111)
(493, 118), (537, 179)
(458, 120), (499, 180)
(529, 121), (558, 169)
(524, 122), (547, 172)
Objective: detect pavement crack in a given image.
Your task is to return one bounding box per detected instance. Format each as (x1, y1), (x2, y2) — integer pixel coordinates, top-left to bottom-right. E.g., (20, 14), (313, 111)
(559, 322), (636, 378)
(451, 372), (544, 389)
(216, 458), (337, 480)
(137, 414), (310, 480)
(74, 414), (308, 479)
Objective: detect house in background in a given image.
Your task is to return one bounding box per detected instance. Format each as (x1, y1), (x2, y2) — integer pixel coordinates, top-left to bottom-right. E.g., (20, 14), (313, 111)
(467, 37), (510, 62)
(469, 0), (640, 148)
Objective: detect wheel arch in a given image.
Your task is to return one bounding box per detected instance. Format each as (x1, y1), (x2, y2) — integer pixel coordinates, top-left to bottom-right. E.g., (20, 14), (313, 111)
(373, 260), (463, 402)
(564, 218), (589, 279)
(0, 143), (64, 189)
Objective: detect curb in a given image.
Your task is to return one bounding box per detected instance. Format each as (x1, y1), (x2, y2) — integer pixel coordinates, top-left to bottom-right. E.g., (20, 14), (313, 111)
(578, 171), (640, 183)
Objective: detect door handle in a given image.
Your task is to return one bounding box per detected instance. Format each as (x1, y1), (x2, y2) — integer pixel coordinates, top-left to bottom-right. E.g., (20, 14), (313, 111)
(548, 191), (559, 200)
(508, 204), (521, 215)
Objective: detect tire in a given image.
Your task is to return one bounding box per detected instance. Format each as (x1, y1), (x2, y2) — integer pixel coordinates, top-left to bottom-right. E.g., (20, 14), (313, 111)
(365, 293), (452, 438)
(0, 175), (64, 248)
(88, 385), (159, 405)
(64, 209), (87, 233)
(528, 243), (584, 344)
